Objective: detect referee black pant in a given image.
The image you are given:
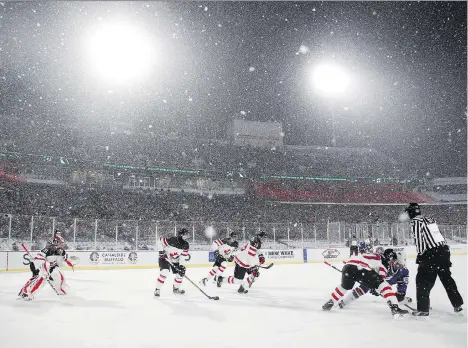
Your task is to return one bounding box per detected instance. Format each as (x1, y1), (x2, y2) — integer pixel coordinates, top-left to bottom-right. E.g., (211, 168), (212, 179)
(416, 245), (464, 312)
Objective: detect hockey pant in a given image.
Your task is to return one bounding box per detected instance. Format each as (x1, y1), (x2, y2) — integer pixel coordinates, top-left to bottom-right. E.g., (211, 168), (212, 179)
(21, 259), (67, 297)
(416, 245), (464, 312)
(329, 264), (398, 306)
(349, 246), (358, 257)
(226, 264), (255, 288)
(156, 257), (184, 290)
(207, 256), (228, 280)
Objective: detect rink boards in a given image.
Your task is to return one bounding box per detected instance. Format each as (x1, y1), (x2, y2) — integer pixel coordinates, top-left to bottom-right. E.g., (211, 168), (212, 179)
(0, 244), (466, 272)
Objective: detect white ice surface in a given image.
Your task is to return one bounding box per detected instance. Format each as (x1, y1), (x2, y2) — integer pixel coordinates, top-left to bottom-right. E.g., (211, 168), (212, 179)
(1, 257), (466, 348)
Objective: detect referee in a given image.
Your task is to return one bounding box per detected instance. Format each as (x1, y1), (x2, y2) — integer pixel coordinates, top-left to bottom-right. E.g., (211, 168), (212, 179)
(406, 203), (464, 317)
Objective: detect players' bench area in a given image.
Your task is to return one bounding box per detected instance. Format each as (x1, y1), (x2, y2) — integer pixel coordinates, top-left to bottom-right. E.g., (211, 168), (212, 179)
(0, 244), (466, 272)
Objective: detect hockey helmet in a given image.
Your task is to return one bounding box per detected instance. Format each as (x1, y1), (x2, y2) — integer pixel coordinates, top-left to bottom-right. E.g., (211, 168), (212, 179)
(375, 246), (385, 255)
(178, 228), (190, 241)
(228, 231), (237, 240)
(383, 248), (397, 261)
(256, 231), (267, 241)
(229, 240), (239, 249)
(392, 249), (407, 269)
(405, 203), (421, 219)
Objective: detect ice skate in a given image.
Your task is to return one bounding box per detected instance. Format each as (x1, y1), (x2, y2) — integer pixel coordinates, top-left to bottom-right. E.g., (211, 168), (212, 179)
(411, 310), (429, 320)
(322, 299), (334, 311)
(154, 288), (160, 297)
(200, 278), (208, 286)
(173, 286), (185, 295)
(19, 292), (33, 301)
(237, 285), (248, 294)
(216, 276), (224, 288)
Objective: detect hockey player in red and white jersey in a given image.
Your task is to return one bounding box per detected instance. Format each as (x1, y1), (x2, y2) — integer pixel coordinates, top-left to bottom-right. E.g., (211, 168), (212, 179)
(19, 232), (71, 300)
(322, 242), (409, 318)
(219, 232), (266, 294)
(200, 232), (239, 287)
(154, 228), (190, 297)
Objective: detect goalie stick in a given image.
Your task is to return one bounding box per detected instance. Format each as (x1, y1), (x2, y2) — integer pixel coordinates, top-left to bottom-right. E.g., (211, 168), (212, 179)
(164, 258), (220, 301)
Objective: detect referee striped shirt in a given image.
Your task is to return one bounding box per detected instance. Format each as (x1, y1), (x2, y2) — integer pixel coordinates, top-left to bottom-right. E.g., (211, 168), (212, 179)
(411, 216), (446, 254)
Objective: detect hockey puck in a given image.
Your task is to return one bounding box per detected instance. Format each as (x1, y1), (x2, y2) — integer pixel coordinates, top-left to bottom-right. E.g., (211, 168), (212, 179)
(212, 296), (220, 300)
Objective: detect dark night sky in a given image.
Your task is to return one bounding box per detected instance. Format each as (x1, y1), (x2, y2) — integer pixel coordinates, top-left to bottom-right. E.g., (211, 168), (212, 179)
(0, 1), (466, 177)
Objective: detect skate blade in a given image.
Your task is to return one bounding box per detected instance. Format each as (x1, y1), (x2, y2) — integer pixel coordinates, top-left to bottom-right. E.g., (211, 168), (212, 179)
(393, 314), (406, 320)
(414, 315), (429, 321)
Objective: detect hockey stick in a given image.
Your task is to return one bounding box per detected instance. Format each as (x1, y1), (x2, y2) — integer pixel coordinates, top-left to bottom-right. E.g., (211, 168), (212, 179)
(165, 258), (220, 301)
(259, 263), (274, 269)
(20, 243), (60, 296)
(277, 239), (297, 249)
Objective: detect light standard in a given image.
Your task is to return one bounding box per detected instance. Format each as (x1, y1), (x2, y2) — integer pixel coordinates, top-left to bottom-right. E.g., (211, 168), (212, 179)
(311, 63), (351, 147)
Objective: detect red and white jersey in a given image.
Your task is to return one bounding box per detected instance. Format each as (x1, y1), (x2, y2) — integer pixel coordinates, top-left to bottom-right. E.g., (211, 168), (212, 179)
(234, 242), (260, 269)
(160, 236), (190, 265)
(346, 252), (387, 279)
(211, 239), (236, 259)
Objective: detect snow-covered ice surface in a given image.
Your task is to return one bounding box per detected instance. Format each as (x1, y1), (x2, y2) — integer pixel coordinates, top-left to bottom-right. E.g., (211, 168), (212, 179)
(1, 257), (466, 348)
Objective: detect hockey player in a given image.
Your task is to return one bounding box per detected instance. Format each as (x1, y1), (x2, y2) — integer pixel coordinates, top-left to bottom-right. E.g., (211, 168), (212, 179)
(349, 234), (359, 257)
(154, 228), (190, 297)
(338, 248), (412, 309)
(200, 232), (239, 287)
(19, 232), (70, 300)
(219, 232), (266, 294)
(322, 242), (408, 317)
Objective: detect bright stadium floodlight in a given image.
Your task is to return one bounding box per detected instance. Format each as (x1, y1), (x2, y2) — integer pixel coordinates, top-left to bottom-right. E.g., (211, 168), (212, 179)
(311, 63), (350, 96)
(85, 22), (156, 85)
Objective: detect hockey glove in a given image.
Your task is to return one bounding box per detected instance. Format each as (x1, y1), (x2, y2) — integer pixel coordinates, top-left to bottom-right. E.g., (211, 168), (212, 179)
(369, 288), (380, 297)
(227, 255), (234, 262)
(251, 269), (260, 278)
(259, 254), (265, 264)
(177, 265), (186, 277)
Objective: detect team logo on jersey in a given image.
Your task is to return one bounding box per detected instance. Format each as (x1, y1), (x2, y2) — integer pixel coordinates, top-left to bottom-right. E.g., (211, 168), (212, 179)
(322, 249), (340, 259)
(128, 252), (138, 264)
(89, 252), (100, 264)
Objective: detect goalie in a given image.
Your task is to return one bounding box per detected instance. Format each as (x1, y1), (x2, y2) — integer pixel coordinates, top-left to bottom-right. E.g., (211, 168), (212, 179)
(19, 231), (75, 300)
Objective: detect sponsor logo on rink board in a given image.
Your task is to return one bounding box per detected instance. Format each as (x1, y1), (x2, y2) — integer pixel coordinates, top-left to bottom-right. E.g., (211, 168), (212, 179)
(264, 250), (295, 260)
(89, 252), (130, 265)
(322, 249), (340, 259)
